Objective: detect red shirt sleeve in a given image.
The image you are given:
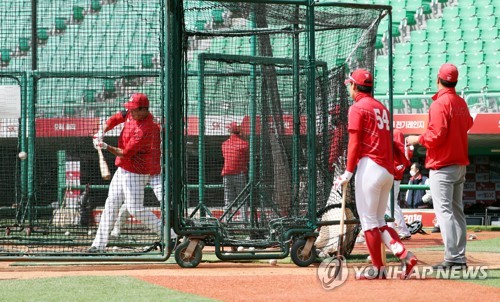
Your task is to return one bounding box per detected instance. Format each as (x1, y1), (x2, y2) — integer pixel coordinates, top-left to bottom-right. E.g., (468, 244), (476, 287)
(106, 111), (127, 131)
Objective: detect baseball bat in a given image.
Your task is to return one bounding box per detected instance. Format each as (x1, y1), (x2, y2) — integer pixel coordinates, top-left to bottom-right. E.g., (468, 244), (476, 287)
(97, 148), (111, 180)
(337, 183), (348, 257)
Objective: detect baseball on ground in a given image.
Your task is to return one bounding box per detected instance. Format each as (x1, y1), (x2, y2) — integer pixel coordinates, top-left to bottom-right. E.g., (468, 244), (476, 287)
(64, 231), (70, 236)
(269, 259), (277, 266)
(237, 246), (244, 252)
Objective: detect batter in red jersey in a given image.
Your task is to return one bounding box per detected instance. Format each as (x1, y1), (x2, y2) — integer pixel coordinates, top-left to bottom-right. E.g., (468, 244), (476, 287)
(333, 69), (417, 279)
(89, 93), (162, 252)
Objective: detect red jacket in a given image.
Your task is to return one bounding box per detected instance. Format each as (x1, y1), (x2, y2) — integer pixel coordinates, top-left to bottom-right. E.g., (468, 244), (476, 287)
(418, 88), (473, 170)
(107, 111), (160, 175)
(393, 129), (411, 180)
(221, 134), (249, 176)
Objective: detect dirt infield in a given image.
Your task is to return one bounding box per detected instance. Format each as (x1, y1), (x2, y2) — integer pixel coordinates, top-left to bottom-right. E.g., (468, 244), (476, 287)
(1, 232), (499, 301)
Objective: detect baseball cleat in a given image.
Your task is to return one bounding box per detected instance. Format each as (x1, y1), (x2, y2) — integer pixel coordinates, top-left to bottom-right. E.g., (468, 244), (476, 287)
(401, 251), (417, 279)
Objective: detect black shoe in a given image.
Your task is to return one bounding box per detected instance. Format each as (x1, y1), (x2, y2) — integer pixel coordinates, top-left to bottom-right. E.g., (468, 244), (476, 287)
(432, 226), (441, 233)
(432, 261), (467, 270)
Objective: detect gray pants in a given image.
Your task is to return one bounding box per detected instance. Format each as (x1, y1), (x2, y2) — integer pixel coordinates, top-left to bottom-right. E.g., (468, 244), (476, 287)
(429, 165), (467, 264)
(223, 174), (247, 220)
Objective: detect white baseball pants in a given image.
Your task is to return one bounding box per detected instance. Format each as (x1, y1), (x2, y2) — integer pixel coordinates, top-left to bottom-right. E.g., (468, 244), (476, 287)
(385, 180), (411, 237)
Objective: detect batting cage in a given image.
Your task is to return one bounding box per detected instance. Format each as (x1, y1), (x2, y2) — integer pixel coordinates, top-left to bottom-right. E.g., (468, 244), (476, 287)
(168, 0), (392, 267)
(0, 1), (170, 259)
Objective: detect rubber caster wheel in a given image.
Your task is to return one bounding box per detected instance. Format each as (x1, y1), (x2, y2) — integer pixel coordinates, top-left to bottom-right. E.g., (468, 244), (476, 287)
(175, 240), (203, 268)
(291, 239), (317, 267)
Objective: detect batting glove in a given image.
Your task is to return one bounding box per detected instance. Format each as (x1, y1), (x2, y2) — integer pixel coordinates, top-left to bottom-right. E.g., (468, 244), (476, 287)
(97, 141), (108, 150)
(333, 171), (353, 191)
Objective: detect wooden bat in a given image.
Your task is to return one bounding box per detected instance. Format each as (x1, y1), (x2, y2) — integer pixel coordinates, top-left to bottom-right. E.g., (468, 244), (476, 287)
(337, 184), (348, 257)
(97, 148), (111, 180)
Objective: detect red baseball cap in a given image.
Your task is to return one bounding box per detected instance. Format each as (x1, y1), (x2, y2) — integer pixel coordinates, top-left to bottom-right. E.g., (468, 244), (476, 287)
(124, 93), (150, 110)
(227, 122), (240, 133)
(344, 69), (373, 87)
(438, 63), (458, 82)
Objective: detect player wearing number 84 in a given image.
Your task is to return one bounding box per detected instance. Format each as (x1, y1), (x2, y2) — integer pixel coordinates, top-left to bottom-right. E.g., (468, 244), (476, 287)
(333, 69), (417, 279)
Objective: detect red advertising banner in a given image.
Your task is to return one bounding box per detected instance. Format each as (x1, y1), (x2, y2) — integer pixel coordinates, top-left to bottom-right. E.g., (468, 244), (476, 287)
(394, 113), (500, 135)
(36, 118), (99, 137)
(27, 113), (500, 138)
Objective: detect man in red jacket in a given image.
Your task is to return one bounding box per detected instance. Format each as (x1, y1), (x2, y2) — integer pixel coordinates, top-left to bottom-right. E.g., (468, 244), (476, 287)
(334, 69), (417, 279)
(89, 93), (162, 253)
(407, 63), (473, 270)
(221, 122), (249, 221)
(386, 129), (412, 240)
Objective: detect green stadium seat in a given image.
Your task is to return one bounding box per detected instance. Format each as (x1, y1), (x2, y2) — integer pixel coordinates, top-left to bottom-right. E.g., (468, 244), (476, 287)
(394, 78), (412, 95)
(394, 54), (411, 67)
(0, 49), (11, 64)
(426, 19), (443, 32)
(392, 98), (407, 113)
(428, 41), (447, 54)
(448, 40), (466, 53)
(462, 28), (481, 41)
(55, 17), (67, 31)
(441, 17), (461, 32)
(478, 16), (497, 29)
(427, 29), (445, 43)
(448, 52), (466, 66)
(195, 20), (206, 31)
(73, 6), (85, 22)
(412, 66), (431, 93)
(405, 10), (417, 27)
(465, 40), (484, 54)
(442, 6), (459, 19)
(456, 64), (469, 90)
(412, 53), (429, 66)
(461, 17), (480, 30)
(467, 65), (488, 92)
(394, 66), (412, 79)
(141, 53), (154, 68)
(19, 38), (30, 52)
(444, 29), (463, 42)
(476, 5), (495, 17)
(427, 53), (447, 68)
(212, 9), (224, 25)
(37, 27), (49, 42)
(484, 53), (499, 66)
(410, 30), (427, 43)
(466, 52), (485, 66)
(487, 72), (500, 92)
(483, 39), (499, 54)
(83, 89), (96, 103)
(395, 42), (411, 55)
(411, 41), (429, 54)
(91, 0), (102, 12)
(481, 27), (499, 41)
(458, 7), (477, 19)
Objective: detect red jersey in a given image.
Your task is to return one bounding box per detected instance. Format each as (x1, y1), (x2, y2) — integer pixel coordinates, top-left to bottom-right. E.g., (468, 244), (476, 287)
(346, 92), (394, 175)
(419, 88), (473, 170)
(106, 111), (160, 175)
(221, 134), (249, 176)
(393, 129), (411, 180)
